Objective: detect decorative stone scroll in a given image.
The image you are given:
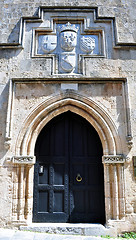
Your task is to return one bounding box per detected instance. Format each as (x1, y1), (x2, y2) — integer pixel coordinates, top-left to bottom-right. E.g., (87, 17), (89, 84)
(12, 156), (35, 165)
(102, 155), (125, 164)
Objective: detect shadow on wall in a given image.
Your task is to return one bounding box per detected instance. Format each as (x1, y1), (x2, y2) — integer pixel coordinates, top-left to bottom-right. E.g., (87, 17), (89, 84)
(8, 19), (21, 43)
(7, 6), (39, 44)
(0, 83), (9, 165)
(0, 48), (22, 59)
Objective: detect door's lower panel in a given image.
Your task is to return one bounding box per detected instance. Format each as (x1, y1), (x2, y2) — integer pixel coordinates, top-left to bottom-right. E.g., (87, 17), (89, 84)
(33, 213), (69, 223)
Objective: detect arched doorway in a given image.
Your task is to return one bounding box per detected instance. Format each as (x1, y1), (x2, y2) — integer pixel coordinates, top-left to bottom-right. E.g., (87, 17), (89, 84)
(33, 111), (105, 224)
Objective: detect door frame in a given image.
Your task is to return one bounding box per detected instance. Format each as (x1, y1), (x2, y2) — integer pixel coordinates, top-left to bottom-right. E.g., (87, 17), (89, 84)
(33, 111), (105, 223)
(12, 92), (125, 225)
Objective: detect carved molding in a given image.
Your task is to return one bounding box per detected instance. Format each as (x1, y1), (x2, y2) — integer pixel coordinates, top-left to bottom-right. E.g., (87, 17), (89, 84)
(126, 135), (133, 149)
(102, 155), (125, 164)
(12, 156), (35, 165)
(1, 6), (136, 50)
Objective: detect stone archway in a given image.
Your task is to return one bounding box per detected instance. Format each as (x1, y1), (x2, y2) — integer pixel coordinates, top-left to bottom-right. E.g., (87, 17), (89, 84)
(11, 91), (125, 225)
(15, 91), (122, 156)
(33, 111), (105, 224)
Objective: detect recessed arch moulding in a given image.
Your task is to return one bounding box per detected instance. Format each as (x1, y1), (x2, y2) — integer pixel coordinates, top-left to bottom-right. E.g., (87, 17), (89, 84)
(15, 91), (122, 157)
(7, 88), (127, 226)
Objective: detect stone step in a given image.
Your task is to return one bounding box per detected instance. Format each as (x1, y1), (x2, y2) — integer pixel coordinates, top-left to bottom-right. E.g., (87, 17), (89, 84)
(20, 223), (117, 237)
(0, 228), (119, 240)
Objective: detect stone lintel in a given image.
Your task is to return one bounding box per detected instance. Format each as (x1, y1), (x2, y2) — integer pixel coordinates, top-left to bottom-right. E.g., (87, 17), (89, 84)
(12, 156), (35, 165)
(102, 155), (125, 164)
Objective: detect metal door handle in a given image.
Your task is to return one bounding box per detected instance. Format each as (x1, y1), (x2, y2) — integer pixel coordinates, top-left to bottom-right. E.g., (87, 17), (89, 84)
(76, 173), (82, 182)
(39, 165), (44, 174)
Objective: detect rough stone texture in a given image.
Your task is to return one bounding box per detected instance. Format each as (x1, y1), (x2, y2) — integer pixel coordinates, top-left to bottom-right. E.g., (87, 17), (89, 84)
(0, 0), (136, 44)
(0, 227), (119, 240)
(20, 223), (117, 237)
(0, 1), (136, 235)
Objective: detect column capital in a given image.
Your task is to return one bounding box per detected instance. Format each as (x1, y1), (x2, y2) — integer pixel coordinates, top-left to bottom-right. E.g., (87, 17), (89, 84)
(102, 155), (125, 164)
(12, 156), (35, 165)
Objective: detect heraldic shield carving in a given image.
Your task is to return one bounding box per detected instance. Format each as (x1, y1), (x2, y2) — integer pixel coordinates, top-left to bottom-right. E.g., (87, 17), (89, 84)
(41, 35), (57, 53)
(60, 54), (76, 73)
(60, 22), (78, 51)
(59, 22), (78, 73)
(37, 21), (101, 74)
(60, 32), (77, 51)
(80, 36), (96, 53)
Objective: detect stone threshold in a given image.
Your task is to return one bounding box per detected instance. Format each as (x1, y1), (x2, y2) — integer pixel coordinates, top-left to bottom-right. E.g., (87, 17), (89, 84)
(20, 223), (117, 237)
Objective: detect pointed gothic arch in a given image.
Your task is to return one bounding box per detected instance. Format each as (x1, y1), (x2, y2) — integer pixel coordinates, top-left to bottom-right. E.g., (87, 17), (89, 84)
(15, 91), (122, 157)
(12, 91), (125, 224)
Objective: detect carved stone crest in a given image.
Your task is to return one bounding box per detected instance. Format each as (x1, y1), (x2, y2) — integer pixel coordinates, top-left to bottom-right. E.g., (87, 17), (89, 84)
(41, 35), (57, 53)
(60, 23), (78, 51)
(60, 54), (76, 72)
(80, 36), (95, 53)
(36, 21), (101, 74)
(59, 22), (78, 73)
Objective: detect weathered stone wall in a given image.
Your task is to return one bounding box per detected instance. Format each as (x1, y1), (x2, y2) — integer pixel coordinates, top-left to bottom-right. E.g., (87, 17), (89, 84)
(0, 1), (136, 234)
(0, 0), (136, 43)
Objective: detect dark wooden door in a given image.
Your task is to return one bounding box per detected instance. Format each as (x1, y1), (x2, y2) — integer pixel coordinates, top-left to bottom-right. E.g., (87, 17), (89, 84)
(33, 111), (105, 224)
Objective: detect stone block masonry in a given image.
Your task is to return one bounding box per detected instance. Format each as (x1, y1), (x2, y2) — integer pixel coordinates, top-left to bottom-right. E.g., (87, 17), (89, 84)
(0, 2), (136, 235)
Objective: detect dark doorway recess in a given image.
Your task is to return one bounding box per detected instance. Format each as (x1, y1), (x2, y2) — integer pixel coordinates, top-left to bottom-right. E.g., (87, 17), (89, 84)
(33, 111), (105, 224)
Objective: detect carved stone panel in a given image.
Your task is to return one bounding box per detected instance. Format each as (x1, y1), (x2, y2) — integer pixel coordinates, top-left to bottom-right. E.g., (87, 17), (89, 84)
(12, 156), (35, 165)
(80, 36), (96, 53)
(35, 21), (104, 74)
(41, 35), (57, 53)
(102, 155), (125, 164)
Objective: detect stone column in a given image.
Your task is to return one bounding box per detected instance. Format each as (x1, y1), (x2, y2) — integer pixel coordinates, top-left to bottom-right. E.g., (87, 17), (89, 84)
(103, 164), (112, 220)
(18, 165), (25, 221)
(102, 155), (125, 221)
(24, 165), (34, 222)
(12, 166), (19, 221)
(112, 164), (119, 220)
(12, 156), (35, 224)
(118, 164), (125, 219)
